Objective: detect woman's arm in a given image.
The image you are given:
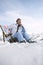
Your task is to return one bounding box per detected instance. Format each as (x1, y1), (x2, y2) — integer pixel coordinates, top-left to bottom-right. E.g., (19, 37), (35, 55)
(22, 26), (26, 32)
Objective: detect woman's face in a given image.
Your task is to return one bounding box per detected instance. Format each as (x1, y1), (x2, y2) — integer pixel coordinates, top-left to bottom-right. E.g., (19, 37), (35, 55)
(17, 19), (21, 25)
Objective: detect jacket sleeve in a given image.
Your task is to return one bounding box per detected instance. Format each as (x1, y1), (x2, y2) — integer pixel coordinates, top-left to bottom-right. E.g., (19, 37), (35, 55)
(22, 26), (26, 32)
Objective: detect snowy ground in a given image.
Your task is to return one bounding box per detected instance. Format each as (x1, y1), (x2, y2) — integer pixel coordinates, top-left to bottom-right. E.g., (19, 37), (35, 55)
(0, 34), (43, 65)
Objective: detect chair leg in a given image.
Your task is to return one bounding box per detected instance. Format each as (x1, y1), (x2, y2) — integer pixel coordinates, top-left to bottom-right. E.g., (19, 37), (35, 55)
(0, 26), (5, 42)
(3, 32), (5, 42)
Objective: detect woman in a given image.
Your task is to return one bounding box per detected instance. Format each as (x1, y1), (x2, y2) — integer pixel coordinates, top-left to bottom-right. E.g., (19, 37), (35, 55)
(13, 18), (36, 43)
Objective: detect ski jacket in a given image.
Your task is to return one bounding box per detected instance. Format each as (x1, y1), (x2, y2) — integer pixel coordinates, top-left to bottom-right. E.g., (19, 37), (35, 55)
(16, 25), (26, 33)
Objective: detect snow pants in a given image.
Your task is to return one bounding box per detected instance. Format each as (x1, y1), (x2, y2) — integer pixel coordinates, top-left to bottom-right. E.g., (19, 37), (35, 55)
(13, 31), (30, 42)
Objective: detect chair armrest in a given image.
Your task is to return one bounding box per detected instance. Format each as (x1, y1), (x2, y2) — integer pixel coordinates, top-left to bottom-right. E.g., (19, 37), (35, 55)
(5, 33), (12, 37)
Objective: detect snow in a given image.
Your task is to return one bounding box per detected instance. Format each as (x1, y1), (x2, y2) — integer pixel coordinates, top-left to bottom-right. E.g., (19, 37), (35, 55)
(0, 34), (43, 65)
(0, 26), (43, 65)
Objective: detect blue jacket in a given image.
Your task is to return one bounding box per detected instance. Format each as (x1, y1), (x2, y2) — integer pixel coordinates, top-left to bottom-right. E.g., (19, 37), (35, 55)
(16, 25), (26, 33)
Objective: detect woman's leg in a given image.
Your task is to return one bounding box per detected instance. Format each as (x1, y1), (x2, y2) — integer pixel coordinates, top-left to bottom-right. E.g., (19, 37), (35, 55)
(13, 32), (25, 42)
(22, 32), (37, 43)
(22, 32), (30, 41)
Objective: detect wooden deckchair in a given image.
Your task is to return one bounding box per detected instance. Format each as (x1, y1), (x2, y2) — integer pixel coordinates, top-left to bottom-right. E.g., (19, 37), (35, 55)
(0, 25), (18, 43)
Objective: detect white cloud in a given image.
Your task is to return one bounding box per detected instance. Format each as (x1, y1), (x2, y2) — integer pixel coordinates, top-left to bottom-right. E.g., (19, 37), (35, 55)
(0, 11), (43, 34)
(0, 11), (34, 25)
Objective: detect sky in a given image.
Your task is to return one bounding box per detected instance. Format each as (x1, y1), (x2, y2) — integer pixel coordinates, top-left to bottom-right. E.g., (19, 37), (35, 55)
(0, 0), (43, 33)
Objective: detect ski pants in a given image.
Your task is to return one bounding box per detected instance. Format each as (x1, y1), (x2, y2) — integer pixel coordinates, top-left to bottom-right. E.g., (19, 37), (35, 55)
(13, 31), (30, 42)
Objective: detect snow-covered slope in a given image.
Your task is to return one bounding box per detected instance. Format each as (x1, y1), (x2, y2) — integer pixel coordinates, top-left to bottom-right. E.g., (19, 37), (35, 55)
(0, 33), (43, 65)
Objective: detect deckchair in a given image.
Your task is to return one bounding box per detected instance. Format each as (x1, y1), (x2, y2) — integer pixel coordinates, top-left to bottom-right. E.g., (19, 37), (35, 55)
(0, 25), (18, 43)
